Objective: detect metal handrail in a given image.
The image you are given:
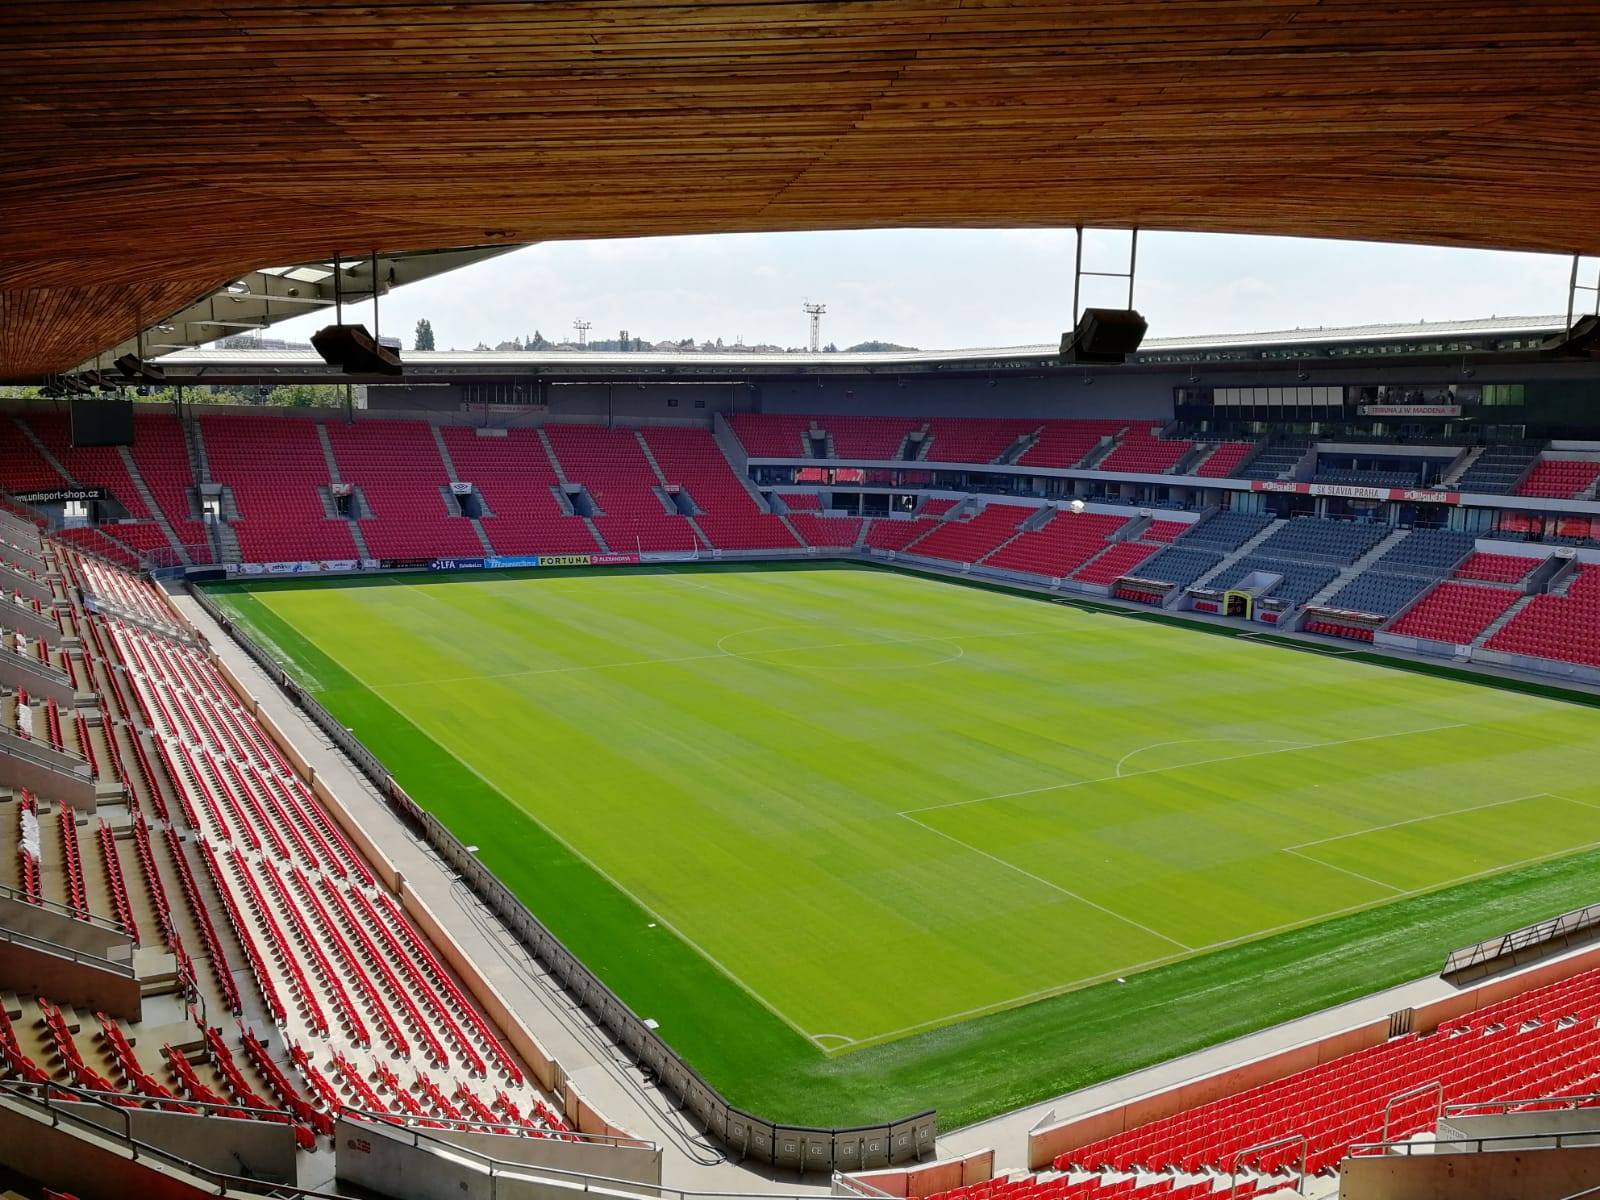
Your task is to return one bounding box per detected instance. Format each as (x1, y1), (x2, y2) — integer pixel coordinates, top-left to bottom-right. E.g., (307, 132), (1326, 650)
(0, 923), (136, 976)
(0, 729), (92, 776)
(0, 1078), (343, 1199)
(1382, 1079), (1443, 1142)
(1351, 1125), (1600, 1159)
(1446, 1092), (1600, 1118)
(0, 875), (134, 937)
(1228, 1132), (1306, 1197)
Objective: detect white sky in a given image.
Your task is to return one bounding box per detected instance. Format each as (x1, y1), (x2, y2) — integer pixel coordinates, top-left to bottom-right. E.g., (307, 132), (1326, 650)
(263, 229), (1576, 353)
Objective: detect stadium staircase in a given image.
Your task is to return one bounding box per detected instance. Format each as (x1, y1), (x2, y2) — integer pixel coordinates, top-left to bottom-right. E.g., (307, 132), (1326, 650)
(1294, 527), (1411, 616)
(1438, 446), (1483, 488)
(1187, 520), (1286, 596)
(430, 425), (496, 557)
(631, 431), (714, 550)
(113, 447), (188, 566)
(313, 424), (371, 561)
(13, 420), (75, 492)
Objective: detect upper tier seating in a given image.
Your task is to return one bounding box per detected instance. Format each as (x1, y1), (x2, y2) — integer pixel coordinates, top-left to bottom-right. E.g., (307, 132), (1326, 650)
(1178, 512), (1274, 553)
(1455, 445), (1541, 494)
(202, 416), (358, 564)
(1015, 421), (1128, 469)
(326, 421), (482, 559)
(1454, 551), (1540, 584)
(0, 417), (70, 494)
(129, 413), (212, 559)
(923, 419), (1039, 464)
(777, 492), (821, 510)
(441, 428), (598, 555)
(1388, 581), (1519, 644)
(1513, 458), (1600, 499)
(1141, 520), (1190, 543)
(1193, 442), (1258, 478)
(1254, 518), (1389, 566)
(1486, 565), (1600, 667)
(726, 413), (816, 457)
(640, 427), (800, 550)
(1239, 439), (1311, 481)
(545, 426), (700, 553)
(1206, 556), (1340, 606)
(912, 503), (1033, 565)
(25, 416), (151, 519)
(1311, 467), (1421, 489)
(823, 415), (922, 460)
(985, 511), (1128, 579)
(1097, 427), (1191, 474)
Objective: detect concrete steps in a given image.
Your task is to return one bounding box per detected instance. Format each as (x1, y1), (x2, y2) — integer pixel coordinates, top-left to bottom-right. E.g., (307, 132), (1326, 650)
(1301, 526), (1410, 610)
(115, 446), (189, 566)
(1190, 518), (1286, 592)
(1473, 593), (1535, 648)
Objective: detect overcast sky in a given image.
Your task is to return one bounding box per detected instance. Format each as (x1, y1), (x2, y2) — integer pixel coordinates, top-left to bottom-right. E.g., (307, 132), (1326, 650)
(264, 229), (1576, 353)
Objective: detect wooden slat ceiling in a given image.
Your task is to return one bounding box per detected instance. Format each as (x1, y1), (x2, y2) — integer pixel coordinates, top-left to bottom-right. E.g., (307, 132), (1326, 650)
(4, 1), (1600, 379)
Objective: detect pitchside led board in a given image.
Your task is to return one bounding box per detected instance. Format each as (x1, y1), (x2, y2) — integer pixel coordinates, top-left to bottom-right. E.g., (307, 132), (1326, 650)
(69, 395), (135, 447)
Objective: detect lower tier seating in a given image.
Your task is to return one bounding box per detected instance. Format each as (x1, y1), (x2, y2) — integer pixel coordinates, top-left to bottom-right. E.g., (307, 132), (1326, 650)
(1387, 582), (1518, 644)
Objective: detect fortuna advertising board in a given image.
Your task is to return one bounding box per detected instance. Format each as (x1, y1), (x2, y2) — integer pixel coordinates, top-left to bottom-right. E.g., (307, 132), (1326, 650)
(1357, 404), (1461, 417)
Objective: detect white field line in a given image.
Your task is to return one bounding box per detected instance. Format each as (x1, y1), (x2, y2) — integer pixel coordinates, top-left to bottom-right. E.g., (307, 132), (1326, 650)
(1114, 737), (1310, 778)
(1282, 847), (1405, 893)
(839, 826), (1600, 1053)
(899, 811), (1195, 952)
(902, 722), (1472, 818)
(370, 624), (1071, 691)
(1284, 792), (1559, 852)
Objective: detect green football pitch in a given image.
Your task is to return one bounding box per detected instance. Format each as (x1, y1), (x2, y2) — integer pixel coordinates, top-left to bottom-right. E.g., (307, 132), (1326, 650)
(206, 562), (1600, 1130)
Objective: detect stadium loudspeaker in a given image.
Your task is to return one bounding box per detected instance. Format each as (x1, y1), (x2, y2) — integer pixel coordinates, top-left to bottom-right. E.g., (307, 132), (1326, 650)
(311, 323), (404, 375)
(114, 353), (166, 382)
(1061, 308), (1148, 365)
(1539, 314), (1600, 359)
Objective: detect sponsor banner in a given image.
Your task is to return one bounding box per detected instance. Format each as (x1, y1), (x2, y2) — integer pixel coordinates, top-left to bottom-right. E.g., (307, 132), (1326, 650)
(13, 487), (103, 503)
(380, 557), (433, 570)
(1249, 480), (1460, 505)
(537, 554), (593, 567)
(429, 557), (485, 572)
(1358, 404), (1461, 417)
(589, 553), (641, 566)
(461, 402), (548, 414)
(449, 482), (474, 495)
(330, 482), (354, 497)
(482, 555), (543, 570)
(229, 559), (361, 576)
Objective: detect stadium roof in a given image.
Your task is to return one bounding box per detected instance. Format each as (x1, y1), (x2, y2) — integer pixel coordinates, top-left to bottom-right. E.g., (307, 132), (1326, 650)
(5, 2), (1600, 380)
(154, 314), (1570, 383)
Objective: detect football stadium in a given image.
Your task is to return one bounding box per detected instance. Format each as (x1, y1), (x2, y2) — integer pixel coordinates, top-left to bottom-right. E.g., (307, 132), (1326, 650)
(4, 6), (1600, 1200)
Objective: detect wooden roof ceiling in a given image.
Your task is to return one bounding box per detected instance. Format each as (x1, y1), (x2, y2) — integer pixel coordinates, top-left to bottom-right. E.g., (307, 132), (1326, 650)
(4, 1), (1600, 379)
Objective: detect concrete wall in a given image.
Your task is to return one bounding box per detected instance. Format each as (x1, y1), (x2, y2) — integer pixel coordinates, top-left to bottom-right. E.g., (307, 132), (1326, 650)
(0, 929), (140, 1020)
(336, 1117), (662, 1200)
(0, 731), (97, 810)
(845, 1149), (995, 1198)
(755, 374), (1172, 421)
(1339, 1145), (1600, 1199)
(0, 1092), (221, 1200)
(58, 1099), (298, 1183)
(0, 646), (76, 704)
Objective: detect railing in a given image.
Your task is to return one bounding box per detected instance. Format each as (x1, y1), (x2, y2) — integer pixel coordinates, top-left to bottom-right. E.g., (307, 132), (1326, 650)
(1442, 900), (1600, 980)
(346, 1113), (824, 1200)
(0, 876), (134, 939)
(1381, 1080), (1443, 1143)
(0, 923), (136, 977)
(0, 1077), (341, 1198)
(1228, 1132), (1305, 1197)
(1350, 1125), (1600, 1159)
(188, 581), (937, 1170)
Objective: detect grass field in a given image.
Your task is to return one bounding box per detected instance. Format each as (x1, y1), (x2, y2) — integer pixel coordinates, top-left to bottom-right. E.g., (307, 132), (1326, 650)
(206, 562), (1600, 1130)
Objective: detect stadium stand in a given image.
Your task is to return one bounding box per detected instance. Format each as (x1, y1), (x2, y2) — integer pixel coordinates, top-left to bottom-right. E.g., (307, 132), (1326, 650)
(1193, 442), (1258, 478)
(1317, 529), (1476, 617)
(1205, 557), (1340, 607)
(641, 426), (800, 549)
(911, 503), (1032, 565)
(128, 412), (214, 560)
(984, 511), (1128, 579)
(923, 418), (1039, 464)
(1014, 421), (1128, 469)
(1096, 427), (1191, 474)
(1252, 518), (1388, 565)
(441, 427), (599, 555)
(1486, 564), (1600, 667)
(1176, 512), (1274, 553)
(0, 418), (70, 495)
(1239, 439), (1311, 481)
(201, 415), (359, 563)
(545, 425), (701, 552)
(1455, 444), (1541, 494)
(1122, 547), (1222, 590)
(1513, 457), (1600, 499)
(326, 421), (482, 559)
(1453, 551), (1540, 584)
(1387, 581), (1520, 644)
(726, 413), (818, 458)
